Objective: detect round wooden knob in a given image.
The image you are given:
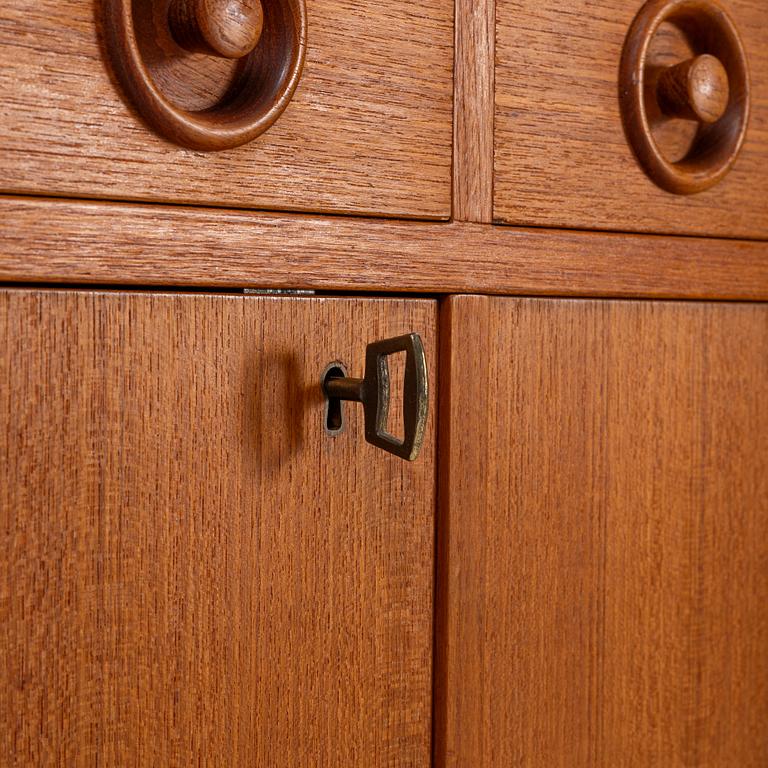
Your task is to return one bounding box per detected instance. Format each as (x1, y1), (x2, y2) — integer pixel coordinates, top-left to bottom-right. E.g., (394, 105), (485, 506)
(619, 0), (750, 195)
(104, 0), (307, 151)
(656, 53), (729, 124)
(168, 0), (264, 59)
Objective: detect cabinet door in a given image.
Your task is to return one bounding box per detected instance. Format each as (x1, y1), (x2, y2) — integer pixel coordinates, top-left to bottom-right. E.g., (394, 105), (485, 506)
(436, 296), (768, 767)
(0, 290), (436, 766)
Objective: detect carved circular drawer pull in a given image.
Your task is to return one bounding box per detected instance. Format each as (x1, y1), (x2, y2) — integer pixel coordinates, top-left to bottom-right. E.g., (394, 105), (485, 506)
(619, 0), (749, 195)
(168, 0), (265, 59)
(103, 0), (307, 151)
(656, 53), (729, 123)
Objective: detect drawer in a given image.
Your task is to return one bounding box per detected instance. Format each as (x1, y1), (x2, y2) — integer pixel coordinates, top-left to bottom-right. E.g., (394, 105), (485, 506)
(1, 289), (437, 764)
(494, 0), (768, 238)
(0, 1), (452, 218)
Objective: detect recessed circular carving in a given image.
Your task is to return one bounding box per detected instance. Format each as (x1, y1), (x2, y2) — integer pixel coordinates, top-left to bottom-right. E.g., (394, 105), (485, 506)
(619, 0), (750, 195)
(103, 0), (307, 151)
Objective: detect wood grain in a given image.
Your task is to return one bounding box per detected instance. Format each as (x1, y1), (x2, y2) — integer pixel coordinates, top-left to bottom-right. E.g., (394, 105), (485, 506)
(435, 295), (768, 767)
(0, 0), (452, 218)
(453, 0), (494, 222)
(0, 289), (437, 766)
(494, 0), (768, 237)
(2, 196), (768, 300)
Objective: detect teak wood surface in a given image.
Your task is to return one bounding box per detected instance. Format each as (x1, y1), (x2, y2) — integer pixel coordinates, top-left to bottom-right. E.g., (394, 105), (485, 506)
(453, 0), (495, 222)
(0, 0), (452, 219)
(435, 295), (768, 767)
(0, 290), (437, 766)
(494, 0), (768, 238)
(2, 197), (767, 300)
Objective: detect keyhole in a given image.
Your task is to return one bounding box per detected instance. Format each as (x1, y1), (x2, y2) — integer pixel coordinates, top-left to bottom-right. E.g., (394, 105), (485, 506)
(322, 363), (348, 435)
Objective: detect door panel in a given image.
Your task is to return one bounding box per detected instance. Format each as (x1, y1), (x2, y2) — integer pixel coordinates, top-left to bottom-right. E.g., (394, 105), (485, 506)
(0, 290), (436, 767)
(436, 295), (768, 767)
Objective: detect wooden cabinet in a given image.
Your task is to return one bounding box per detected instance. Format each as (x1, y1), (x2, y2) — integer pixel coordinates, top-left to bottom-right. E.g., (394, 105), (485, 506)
(0, 0), (452, 218)
(2, 0), (768, 765)
(1, 290), (437, 766)
(436, 295), (768, 767)
(494, 0), (768, 237)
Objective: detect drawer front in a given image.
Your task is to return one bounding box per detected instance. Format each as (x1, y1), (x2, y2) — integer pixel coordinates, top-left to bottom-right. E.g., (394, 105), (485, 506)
(494, 0), (768, 237)
(0, 290), (437, 766)
(0, 1), (452, 218)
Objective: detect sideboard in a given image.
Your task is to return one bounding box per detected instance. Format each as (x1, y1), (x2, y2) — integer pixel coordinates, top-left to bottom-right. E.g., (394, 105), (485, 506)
(2, 0), (766, 765)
